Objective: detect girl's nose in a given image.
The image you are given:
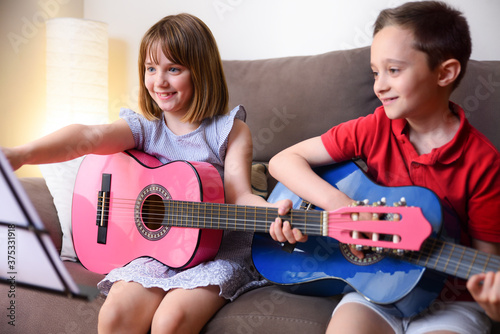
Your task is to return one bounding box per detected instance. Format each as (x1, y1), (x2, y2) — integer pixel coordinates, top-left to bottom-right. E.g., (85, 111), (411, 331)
(156, 72), (168, 87)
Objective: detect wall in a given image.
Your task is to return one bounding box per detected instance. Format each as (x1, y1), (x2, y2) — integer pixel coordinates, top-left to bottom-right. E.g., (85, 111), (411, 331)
(2, 0), (499, 176)
(0, 0), (83, 177)
(83, 0), (500, 122)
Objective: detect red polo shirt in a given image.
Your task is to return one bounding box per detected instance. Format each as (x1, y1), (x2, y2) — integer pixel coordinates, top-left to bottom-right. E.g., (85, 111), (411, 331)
(321, 103), (500, 245)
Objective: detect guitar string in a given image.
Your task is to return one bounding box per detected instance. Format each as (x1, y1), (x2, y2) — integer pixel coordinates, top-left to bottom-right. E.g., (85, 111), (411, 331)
(94, 196), (387, 236)
(402, 239), (500, 279)
(94, 197), (500, 273)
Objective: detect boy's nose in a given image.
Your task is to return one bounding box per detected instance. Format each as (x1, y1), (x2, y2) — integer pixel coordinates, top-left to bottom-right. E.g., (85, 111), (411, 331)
(373, 75), (389, 95)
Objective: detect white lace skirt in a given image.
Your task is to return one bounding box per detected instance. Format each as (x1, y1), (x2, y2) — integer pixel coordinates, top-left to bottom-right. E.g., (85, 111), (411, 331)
(97, 231), (269, 301)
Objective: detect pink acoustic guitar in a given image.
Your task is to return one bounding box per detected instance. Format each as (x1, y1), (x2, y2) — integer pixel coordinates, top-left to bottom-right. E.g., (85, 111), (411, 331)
(72, 150), (432, 274)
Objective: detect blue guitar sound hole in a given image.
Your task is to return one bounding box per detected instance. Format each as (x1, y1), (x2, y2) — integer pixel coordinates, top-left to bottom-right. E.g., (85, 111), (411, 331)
(339, 243), (385, 266)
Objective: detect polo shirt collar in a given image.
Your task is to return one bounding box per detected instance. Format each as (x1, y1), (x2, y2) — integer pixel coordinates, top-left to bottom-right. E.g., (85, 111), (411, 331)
(392, 102), (467, 165)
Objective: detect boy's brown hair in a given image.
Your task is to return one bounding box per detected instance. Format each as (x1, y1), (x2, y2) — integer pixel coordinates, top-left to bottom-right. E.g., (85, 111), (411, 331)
(374, 1), (471, 89)
(138, 13), (229, 122)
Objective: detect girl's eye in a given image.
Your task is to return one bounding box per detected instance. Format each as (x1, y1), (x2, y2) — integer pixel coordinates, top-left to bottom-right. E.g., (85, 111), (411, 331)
(169, 67), (180, 73)
(372, 71), (379, 79)
(389, 68), (399, 75)
(146, 66), (155, 73)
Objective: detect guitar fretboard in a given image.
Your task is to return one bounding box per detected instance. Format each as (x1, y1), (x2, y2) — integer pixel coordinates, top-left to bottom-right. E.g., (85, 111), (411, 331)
(160, 200), (325, 235)
(402, 238), (500, 279)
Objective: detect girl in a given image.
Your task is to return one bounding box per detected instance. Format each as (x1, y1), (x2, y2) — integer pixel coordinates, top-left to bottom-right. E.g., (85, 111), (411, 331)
(3, 13), (289, 333)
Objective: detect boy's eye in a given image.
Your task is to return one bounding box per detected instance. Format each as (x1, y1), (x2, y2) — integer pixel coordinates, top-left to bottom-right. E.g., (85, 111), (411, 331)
(389, 68), (399, 74)
(372, 71), (379, 79)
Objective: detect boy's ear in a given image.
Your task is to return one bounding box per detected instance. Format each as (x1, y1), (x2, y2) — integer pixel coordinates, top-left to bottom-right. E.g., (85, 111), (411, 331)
(438, 59), (461, 87)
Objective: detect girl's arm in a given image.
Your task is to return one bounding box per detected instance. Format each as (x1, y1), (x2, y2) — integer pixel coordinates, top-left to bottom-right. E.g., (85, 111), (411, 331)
(2, 119), (135, 170)
(223, 119), (291, 210)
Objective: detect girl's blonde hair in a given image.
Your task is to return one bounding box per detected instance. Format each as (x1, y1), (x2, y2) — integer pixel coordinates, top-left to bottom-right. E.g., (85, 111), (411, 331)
(138, 13), (229, 122)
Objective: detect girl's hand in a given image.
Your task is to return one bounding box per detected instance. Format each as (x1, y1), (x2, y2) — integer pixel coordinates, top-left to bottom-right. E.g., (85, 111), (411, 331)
(1, 146), (24, 171)
(269, 199), (308, 244)
(467, 271), (500, 321)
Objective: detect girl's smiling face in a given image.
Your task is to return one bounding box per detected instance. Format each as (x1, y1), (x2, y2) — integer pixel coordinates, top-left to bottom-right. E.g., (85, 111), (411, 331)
(370, 25), (443, 121)
(144, 47), (194, 118)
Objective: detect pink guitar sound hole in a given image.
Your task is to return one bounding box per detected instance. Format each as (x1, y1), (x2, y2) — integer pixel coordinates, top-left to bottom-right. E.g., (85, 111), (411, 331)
(135, 184), (171, 241)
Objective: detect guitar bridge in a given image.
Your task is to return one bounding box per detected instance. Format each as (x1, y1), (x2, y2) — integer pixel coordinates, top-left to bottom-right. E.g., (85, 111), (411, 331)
(96, 173), (111, 244)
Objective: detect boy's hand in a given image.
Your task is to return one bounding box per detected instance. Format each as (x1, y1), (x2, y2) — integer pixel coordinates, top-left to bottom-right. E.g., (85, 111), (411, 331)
(467, 271), (500, 321)
(269, 199), (308, 244)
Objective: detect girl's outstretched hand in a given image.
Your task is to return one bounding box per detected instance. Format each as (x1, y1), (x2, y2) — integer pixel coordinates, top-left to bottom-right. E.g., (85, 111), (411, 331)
(467, 271), (500, 321)
(269, 199), (308, 244)
(1, 147), (23, 171)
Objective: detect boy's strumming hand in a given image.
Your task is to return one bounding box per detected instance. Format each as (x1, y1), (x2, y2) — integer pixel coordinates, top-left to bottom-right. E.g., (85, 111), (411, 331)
(467, 271), (500, 322)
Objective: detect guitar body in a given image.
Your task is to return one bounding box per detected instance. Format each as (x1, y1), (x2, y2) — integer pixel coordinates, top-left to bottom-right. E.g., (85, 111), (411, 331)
(72, 150), (224, 274)
(253, 160), (447, 317)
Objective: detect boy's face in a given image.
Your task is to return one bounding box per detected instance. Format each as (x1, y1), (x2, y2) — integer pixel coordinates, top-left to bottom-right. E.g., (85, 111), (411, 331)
(370, 26), (442, 120)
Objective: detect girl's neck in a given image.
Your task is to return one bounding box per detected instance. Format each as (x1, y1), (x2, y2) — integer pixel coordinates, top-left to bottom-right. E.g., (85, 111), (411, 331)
(163, 113), (201, 136)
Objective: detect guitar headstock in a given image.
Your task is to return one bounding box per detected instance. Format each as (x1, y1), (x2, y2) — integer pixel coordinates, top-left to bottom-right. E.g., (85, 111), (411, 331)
(327, 198), (432, 252)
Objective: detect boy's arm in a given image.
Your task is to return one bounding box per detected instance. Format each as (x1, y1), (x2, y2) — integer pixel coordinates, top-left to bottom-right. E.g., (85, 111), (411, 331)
(268, 136), (357, 244)
(269, 136), (355, 214)
(2, 119), (135, 170)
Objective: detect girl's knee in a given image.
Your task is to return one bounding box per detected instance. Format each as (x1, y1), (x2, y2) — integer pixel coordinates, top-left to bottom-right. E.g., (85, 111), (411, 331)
(98, 300), (125, 333)
(98, 297), (142, 333)
(151, 309), (187, 334)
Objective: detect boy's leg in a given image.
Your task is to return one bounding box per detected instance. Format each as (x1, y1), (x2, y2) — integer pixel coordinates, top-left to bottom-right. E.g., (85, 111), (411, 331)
(326, 292), (400, 334)
(406, 301), (491, 334)
(98, 280), (166, 334)
(151, 285), (227, 334)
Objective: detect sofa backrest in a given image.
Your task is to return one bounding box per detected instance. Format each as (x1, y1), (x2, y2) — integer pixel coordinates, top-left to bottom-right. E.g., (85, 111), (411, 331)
(223, 47), (500, 162)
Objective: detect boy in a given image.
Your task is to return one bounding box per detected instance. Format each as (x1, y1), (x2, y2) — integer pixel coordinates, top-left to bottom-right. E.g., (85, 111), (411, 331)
(269, 2), (500, 333)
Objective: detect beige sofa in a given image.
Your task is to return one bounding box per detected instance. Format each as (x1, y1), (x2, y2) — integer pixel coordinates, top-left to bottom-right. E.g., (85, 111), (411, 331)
(2, 46), (499, 333)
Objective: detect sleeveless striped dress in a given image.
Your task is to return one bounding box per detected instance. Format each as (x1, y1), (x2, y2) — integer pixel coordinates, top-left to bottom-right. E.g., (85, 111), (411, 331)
(97, 105), (269, 300)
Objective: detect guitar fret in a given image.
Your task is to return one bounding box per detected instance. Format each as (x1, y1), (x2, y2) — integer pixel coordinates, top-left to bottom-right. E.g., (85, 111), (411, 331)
(481, 253), (492, 273)
(452, 246), (466, 277)
(466, 251), (479, 278)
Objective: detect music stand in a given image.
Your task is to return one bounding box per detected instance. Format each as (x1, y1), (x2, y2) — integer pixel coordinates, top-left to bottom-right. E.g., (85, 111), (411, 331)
(0, 150), (95, 300)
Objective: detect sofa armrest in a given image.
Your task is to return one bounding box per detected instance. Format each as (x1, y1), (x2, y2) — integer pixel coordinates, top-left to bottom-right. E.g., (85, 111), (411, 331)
(19, 177), (62, 252)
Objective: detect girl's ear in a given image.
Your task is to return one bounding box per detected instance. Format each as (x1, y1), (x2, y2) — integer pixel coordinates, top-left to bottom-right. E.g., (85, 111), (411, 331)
(438, 59), (461, 87)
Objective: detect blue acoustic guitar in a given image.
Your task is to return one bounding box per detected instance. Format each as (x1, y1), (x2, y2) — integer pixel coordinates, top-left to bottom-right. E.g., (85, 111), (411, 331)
(252, 160), (500, 317)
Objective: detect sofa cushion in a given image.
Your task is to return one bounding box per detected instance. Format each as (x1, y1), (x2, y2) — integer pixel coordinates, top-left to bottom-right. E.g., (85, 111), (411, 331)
(451, 60), (500, 150)
(201, 285), (340, 334)
(223, 47), (381, 162)
(39, 157), (84, 261)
